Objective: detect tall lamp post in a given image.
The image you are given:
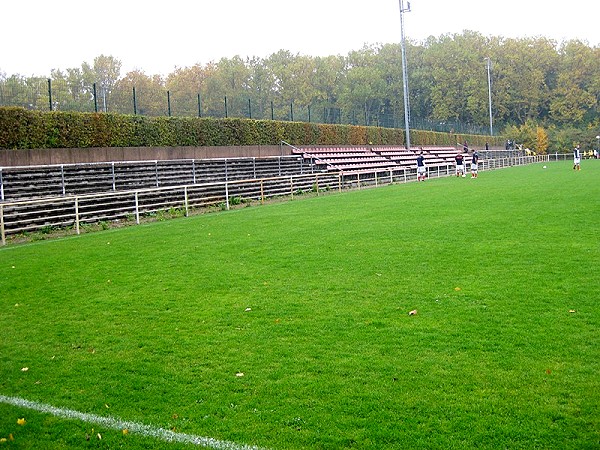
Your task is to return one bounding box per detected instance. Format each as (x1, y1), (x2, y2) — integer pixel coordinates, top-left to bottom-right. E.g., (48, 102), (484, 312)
(485, 57), (493, 136)
(399, 0), (411, 149)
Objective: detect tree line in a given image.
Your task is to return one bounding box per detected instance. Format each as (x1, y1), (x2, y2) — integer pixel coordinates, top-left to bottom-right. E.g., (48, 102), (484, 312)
(1, 31), (599, 151)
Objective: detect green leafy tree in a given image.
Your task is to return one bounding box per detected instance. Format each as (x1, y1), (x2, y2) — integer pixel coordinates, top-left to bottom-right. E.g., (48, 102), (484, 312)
(81, 55), (122, 112)
(549, 41), (597, 124)
(112, 70), (165, 116)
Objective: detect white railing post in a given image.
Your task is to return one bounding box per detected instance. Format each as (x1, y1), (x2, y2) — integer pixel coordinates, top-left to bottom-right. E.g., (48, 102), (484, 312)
(225, 182), (230, 210)
(75, 196), (80, 235)
(1, 204), (5, 246)
(135, 192), (140, 224)
(61, 165), (66, 196)
(184, 186), (189, 217)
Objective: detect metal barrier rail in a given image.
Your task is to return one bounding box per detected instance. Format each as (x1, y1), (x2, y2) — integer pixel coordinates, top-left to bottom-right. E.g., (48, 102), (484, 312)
(0, 155), (548, 245)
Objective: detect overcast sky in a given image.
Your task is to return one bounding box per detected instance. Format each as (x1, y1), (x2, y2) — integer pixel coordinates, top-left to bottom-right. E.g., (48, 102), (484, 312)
(2, 0), (599, 77)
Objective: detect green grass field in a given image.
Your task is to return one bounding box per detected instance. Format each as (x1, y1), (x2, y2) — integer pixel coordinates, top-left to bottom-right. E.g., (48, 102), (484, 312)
(1, 161), (599, 449)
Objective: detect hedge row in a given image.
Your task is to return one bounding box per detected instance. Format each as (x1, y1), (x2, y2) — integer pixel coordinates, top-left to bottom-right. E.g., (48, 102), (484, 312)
(0, 107), (501, 150)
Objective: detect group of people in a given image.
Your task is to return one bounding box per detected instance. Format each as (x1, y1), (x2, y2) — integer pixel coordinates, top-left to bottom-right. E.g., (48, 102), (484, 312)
(416, 142), (592, 181)
(416, 145), (479, 182)
(454, 149), (479, 178)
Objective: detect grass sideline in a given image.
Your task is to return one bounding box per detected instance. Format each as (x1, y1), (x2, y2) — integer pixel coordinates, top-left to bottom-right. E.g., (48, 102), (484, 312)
(1, 161), (599, 449)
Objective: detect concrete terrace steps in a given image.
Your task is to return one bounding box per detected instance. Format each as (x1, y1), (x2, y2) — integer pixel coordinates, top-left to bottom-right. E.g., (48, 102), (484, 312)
(0, 156), (309, 202)
(293, 145), (462, 172)
(0, 172), (343, 237)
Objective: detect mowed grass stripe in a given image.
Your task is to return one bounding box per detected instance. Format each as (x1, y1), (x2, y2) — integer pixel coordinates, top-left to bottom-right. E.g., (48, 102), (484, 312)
(1, 161), (599, 449)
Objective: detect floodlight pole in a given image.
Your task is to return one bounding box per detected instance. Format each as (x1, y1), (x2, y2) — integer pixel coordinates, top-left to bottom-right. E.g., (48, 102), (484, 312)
(399, 0), (411, 150)
(486, 57), (493, 136)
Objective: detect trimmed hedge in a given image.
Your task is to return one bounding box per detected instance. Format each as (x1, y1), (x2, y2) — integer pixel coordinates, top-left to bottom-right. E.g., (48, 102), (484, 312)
(0, 107), (502, 150)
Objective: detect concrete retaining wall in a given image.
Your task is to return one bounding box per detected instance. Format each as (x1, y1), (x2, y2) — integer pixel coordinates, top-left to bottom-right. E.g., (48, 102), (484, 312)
(0, 145), (288, 167)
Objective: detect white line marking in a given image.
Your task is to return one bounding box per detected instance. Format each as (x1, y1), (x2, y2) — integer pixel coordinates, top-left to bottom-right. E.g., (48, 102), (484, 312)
(0, 395), (266, 450)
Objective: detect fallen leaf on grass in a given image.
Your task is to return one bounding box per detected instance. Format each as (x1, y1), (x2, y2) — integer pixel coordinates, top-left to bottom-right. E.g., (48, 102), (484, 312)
(17, 418), (26, 426)
(454, 287), (461, 291)
(408, 309), (418, 316)
(21, 367), (28, 372)
(244, 307), (252, 312)
(236, 372), (244, 377)
(122, 429), (129, 435)
(569, 310), (576, 313)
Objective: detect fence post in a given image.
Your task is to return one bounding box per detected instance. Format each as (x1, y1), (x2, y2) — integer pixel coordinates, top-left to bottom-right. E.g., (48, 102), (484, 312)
(184, 186), (189, 217)
(93, 83), (98, 113)
(111, 162), (116, 191)
(197, 94), (202, 117)
(167, 91), (171, 117)
(0, 168), (4, 201)
(61, 165), (65, 196)
(47, 79), (52, 111)
(135, 192), (140, 224)
(75, 197), (80, 235)
(1, 204), (5, 246)
(133, 87), (137, 115)
(225, 182), (230, 210)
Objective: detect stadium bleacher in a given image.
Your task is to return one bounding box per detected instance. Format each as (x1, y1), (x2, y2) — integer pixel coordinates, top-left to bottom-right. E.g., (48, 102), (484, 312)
(293, 145), (462, 172)
(0, 156), (310, 202)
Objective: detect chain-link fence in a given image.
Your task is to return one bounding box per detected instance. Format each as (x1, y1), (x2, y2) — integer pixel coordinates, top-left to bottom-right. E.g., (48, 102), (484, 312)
(0, 77), (491, 135)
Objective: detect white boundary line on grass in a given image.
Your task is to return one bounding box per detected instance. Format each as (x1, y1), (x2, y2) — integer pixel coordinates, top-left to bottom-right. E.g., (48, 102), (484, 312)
(0, 395), (267, 450)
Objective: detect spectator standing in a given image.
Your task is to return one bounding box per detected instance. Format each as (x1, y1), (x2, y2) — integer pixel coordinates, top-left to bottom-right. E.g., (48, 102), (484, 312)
(471, 150), (480, 178)
(416, 151), (426, 181)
